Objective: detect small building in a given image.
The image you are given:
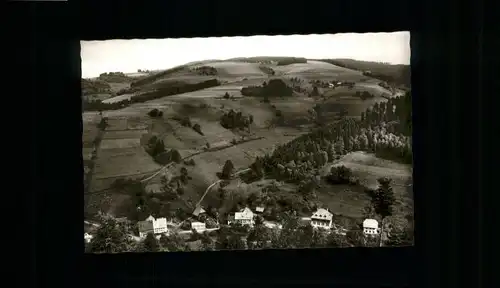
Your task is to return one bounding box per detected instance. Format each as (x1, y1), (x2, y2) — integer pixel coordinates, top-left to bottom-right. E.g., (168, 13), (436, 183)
(191, 221), (206, 233)
(310, 208), (333, 229)
(363, 219), (380, 236)
(84, 233), (93, 243)
(138, 220), (154, 238)
(328, 83), (335, 88)
(192, 206), (206, 217)
(228, 207), (254, 226)
(255, 206), (265, 214)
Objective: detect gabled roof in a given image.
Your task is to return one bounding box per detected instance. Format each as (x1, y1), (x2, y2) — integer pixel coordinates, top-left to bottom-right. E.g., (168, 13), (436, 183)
(193, 206), (206, 216)
(363, 219), (379, 229)
(138, 220), (154, 233)
(311, 208), (333, 221)
(240, 207), (253, 214)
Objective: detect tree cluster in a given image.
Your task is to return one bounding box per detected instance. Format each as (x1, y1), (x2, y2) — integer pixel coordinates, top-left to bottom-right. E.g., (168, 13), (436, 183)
(326, 165), (359, 185)
(259, 65), (275, 76)
(241, 79), (293, 98)
(219, 109), (253, 130)
(86, 214), (135, 253)
(191, 66), (218, 76)
(82, 79), (111, 96)
(98, 72), (130, 83)
(147, 108), (163, 118)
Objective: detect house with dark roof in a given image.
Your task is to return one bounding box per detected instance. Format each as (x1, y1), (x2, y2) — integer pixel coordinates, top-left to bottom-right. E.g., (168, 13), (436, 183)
(310, 208), (333, 229)
(192, 206), (206, 217)
(138, 220), (154, 238)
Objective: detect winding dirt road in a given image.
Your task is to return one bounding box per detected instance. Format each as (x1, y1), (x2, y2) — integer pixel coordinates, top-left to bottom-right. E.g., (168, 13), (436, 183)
(195, 168), (251, 207)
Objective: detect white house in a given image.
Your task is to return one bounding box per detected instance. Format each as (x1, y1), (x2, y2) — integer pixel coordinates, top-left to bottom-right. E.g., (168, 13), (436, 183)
(363, 219), (380, 236)
(153, 217), (168, 234)
(138, 215), (168, 238)
(191, 221), (206, 233)
(310, 208), (333, 229)
(255, 206), (265, 214)
(228, 207), (254, 226)
(84, 233), (93, 243)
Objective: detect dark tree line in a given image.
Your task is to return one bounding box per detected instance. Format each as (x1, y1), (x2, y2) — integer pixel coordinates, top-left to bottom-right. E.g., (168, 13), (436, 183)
(83, 79), (221, 112)
(191, 66), (218, 76)
(130, 65), (187, 88)
(276, 57), (307, 66)
(241, 79), (293, 98)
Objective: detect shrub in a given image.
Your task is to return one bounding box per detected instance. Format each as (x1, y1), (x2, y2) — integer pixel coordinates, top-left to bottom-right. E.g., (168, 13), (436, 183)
(148, 108), (161, 117)
(173, 116), (192, 127)
(220, 109), (252, 130)
(192, 123), (204, 135)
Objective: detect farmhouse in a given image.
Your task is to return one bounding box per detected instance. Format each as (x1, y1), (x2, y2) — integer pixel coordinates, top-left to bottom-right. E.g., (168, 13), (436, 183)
(138, 215), (168, 238)
(138, 220), (154, 238)
(227, 207), (254, 226)
(363, 219), (380, 236)
(310, 208), (333, 229)
(191, 221), (206, 233)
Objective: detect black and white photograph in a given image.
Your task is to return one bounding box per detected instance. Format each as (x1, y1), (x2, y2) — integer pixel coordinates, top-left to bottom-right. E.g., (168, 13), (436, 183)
(82, 32), (413, 254)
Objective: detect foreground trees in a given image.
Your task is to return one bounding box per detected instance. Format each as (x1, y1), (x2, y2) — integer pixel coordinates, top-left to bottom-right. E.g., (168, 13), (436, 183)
(86, 214), (135, 254)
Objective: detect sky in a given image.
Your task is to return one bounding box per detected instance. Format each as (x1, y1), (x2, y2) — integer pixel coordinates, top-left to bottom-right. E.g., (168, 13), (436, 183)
(81, 32), (410, 79)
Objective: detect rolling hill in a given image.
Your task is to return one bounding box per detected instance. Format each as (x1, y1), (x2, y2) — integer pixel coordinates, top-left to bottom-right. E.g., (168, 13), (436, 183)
(82, 57), (412, 236)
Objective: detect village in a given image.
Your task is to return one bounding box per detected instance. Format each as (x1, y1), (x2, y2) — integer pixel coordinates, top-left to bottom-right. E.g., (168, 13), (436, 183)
(85, 203), (384, 250)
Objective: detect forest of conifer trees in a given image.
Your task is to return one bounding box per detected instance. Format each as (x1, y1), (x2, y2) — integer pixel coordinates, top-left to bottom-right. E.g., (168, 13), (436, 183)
(249, 91), (412, 184)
